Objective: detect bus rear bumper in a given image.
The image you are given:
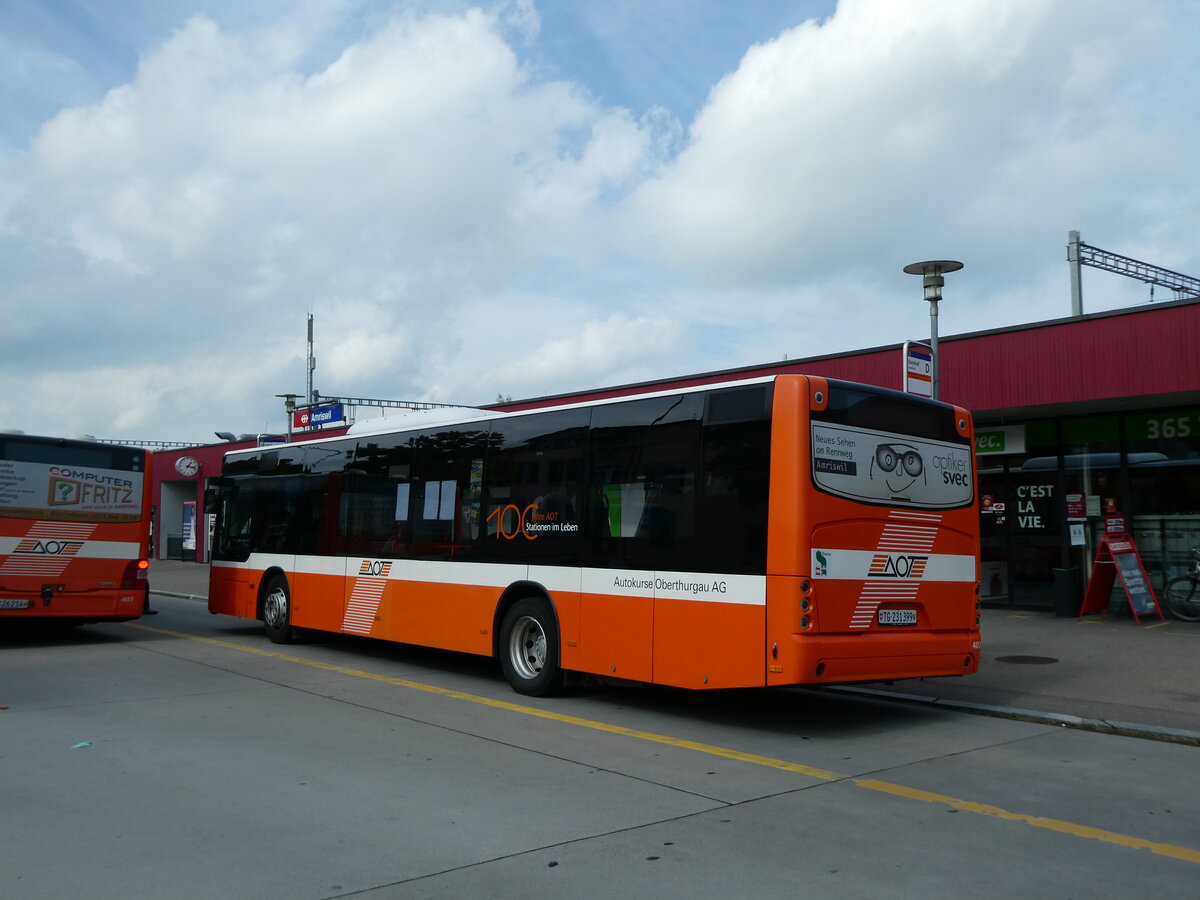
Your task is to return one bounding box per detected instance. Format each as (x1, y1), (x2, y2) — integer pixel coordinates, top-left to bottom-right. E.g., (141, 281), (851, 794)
(772, 631), (981, 686)
(0, 591), (144, 621)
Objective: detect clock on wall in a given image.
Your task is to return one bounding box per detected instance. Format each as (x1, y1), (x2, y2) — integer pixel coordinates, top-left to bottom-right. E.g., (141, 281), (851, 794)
(174, 456), (201, 477)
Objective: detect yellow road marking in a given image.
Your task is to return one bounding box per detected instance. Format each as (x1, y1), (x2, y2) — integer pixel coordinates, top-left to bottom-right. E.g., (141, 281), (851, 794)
(857, 781), (1200, 864)
(129, 622), (1200, 864)
(128, 624), (838, 779)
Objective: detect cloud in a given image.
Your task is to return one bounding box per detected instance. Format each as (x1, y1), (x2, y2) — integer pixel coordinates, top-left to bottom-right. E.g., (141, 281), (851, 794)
(623, 0), (1198, 289)
(1, 6), (668, 439)
(2, 0), (1198, 442)
(489, 311), (686, 397)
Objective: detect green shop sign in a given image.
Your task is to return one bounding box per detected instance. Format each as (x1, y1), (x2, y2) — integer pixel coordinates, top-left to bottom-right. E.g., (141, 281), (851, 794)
(975, 424), (1026, 455)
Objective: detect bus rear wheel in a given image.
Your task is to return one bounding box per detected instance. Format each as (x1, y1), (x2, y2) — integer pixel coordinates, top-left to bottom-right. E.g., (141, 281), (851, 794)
(499, 597), (564, 697)
(262, 575), (299, 644)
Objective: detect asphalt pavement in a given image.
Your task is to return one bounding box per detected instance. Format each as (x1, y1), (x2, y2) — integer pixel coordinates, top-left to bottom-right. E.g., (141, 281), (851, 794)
(148, 559), (1200, 745)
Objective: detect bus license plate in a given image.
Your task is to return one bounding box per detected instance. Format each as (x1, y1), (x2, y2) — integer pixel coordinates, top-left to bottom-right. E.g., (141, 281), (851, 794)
(878, 609), (917, 626)
(0, 599), (33, 610)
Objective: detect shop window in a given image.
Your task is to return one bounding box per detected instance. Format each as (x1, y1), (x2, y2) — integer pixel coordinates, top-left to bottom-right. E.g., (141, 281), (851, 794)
(977, 418), (1061, 608)
(1124, 408), (1200, 585)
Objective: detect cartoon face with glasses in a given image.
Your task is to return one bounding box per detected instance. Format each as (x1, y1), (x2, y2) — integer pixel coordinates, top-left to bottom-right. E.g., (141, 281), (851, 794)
(870, 442), (925, 494)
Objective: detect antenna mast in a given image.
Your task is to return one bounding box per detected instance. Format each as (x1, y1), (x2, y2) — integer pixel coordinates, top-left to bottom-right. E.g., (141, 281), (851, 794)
(307, 313), (316, 405)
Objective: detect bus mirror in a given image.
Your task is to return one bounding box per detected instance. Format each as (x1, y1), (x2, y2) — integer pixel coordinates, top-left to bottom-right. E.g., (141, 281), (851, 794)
(204, 488), (220, 514)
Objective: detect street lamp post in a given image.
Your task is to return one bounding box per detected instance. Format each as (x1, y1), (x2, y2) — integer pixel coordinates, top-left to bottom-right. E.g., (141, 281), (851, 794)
(275, 393), (299, 443)
(903, 260), (963, 400)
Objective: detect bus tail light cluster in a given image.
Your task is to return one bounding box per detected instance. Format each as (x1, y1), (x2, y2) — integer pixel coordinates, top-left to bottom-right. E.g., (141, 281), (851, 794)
(122, 559), (150, 590)
(800, 578), (814, 630)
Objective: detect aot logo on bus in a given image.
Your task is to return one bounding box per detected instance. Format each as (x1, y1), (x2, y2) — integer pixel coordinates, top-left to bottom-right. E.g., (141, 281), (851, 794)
(358, 560), (393, 577)
(15, 539), (85, 556)
(868, 554), (929, 578)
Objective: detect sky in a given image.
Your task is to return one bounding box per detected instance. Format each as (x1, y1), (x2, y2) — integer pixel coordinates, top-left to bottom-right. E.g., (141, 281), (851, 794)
(2, 0), (1198, 444)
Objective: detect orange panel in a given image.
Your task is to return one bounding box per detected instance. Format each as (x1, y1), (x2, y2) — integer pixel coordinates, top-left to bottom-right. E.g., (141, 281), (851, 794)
(652, 598), (764, 689)
(290, 571), (346, 633)
(765, 574), (807, 685)
(766, 375), (808, 576)
(208, 567), (257, 619)
(554, 590), (582, 672)
(387, 581), (497, 656)
(578, 592), (653, 682)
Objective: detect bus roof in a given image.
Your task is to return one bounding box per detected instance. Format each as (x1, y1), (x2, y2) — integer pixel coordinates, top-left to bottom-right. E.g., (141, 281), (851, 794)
(221, 374), (781, 462)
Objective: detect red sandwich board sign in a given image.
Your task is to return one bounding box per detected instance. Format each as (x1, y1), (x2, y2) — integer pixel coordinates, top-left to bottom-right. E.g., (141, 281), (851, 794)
(1079, 515), (1164, 623)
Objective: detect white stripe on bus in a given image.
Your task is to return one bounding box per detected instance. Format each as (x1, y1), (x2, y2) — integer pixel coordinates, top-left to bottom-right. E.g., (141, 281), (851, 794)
(213, 557), (768, 606)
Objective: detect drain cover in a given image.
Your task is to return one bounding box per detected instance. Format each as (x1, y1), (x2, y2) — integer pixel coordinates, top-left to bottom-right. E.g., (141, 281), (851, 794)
(995, 655), (1059, 665)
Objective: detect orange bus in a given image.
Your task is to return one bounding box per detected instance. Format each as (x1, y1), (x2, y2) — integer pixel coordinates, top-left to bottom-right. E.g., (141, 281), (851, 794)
(207, 375), (980, 695)
(1, 433), (151, 623)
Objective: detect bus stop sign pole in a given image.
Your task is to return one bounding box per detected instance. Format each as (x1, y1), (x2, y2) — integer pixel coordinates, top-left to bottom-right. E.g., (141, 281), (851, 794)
(903, 260), (963, 401)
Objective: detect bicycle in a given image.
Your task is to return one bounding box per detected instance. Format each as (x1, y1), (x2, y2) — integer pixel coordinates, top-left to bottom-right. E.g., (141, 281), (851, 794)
(1163, 545), (1200, 622)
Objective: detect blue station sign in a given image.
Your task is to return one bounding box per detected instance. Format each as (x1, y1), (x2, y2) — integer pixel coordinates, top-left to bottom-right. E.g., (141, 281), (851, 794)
(293, 402), (345, 428)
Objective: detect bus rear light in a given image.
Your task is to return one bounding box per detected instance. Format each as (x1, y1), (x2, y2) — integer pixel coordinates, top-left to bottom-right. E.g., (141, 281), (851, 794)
(800, 615), (811, 630)
(800, 597), (811, 612)
(121, 560), (150, 589)
(800, 579), (812, 594)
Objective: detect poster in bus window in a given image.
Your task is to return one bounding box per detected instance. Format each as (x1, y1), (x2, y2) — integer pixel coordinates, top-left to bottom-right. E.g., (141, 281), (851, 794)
(0, 458), (144, 522)
(810, 423), (972, 509)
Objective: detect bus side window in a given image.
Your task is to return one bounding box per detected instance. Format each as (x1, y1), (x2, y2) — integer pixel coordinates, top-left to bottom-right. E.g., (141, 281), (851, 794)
(585, 395), (701, 571)
(484, 410), (587, 565)
(410, 427), (491, 561)
(698, 386), (772, 574)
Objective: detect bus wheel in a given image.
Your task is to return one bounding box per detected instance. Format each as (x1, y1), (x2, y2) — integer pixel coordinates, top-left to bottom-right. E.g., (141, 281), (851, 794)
(499, 597), (564, 697)
(262, 576), (298, 644)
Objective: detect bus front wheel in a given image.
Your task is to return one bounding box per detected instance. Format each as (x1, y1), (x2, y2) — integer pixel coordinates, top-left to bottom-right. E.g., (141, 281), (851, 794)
(499, 597), (564, 697)
(262, 576), (299, 644)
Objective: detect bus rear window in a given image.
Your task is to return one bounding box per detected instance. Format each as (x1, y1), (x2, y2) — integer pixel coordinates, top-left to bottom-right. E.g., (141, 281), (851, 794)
(813, 382), (964, 443)
(810, 382), (972, 510)
(0, 436), (145, 472)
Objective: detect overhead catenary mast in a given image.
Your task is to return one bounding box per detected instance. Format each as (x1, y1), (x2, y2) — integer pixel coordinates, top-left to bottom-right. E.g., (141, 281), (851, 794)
(1068, 230), (1200, 316)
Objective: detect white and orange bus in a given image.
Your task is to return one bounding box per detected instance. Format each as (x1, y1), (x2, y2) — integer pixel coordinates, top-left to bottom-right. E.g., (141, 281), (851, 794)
(1, 433), (151, 623)
(207, 375), (980, 695)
